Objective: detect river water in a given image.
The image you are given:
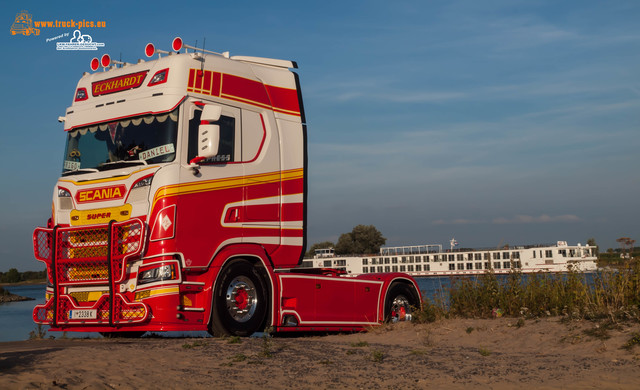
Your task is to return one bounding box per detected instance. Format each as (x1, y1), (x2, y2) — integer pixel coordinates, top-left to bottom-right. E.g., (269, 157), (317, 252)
(0, 276), (509, 342)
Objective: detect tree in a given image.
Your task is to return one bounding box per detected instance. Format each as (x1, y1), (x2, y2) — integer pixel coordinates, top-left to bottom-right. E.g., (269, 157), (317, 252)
(335, 225), (386, 255)
(1, 268), (21, 284)
(305, 241), (335, 258)
(616, 237), (636, 260)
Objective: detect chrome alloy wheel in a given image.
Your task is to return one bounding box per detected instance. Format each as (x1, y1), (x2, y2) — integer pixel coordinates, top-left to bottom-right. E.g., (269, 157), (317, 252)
(225, 276), (258, 323)
(390, 295), (413, 323)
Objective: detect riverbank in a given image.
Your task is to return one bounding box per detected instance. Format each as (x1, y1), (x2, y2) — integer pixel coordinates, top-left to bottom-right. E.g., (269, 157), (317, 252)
(0, 287), (35, 304)
(1, 317), (639, 389)
(0, 279), (46, 287)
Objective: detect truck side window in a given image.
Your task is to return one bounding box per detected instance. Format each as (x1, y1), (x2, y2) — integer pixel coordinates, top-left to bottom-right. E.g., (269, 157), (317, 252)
(188, 109), (236, 163)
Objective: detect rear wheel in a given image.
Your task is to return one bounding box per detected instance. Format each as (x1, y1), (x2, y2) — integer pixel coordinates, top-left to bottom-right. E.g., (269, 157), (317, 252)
(209, 259), (269, 337)
(384, 283), (420, 323)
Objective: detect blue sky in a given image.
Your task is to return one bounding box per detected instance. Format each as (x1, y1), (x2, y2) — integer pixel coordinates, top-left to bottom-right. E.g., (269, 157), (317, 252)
(1, 1), (638, 271)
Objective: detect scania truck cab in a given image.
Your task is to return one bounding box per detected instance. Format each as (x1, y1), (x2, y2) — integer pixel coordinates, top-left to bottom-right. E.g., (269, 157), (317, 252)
(33, 37), (421, 336)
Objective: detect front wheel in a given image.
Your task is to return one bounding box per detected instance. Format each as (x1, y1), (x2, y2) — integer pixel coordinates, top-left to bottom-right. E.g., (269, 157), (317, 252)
(384, 283), (420, 323)
(209, 259), (269, 337)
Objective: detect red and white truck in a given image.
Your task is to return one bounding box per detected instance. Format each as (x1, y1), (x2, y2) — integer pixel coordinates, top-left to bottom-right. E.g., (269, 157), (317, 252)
(32, 37), (421, 337)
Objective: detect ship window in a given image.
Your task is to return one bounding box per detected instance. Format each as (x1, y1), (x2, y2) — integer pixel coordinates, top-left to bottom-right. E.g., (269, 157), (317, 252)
(503, 261), (510, 269)
(400, 266), (406, 272)
(362, 259), (368, 265)
(392, 257), (398, 264)
(408, 265), (414, 272)
(425, 264), (430, 271)
(384, 258), (390, 264)
(448, 255), (455, 262)
(377, 266), (383, 272)
(385, 266), (390, 272)
(457, 263), (464, 270)
(513, 252), (520, 259)
(503, 252), (510, 259)
(484, 262), (489, 269)
(457, 254), (463, 261)
(545, 250), (553, 258)
(323, 260), (331, 267)
(416, 265), (422, 271)
(494, 262), (501, 269)
(362, 267), (368, 273)
(475, 263), (482, 269)
(392, 266), (398, 272)
(533, 251), (536, 258)
(466, 263), (473, 270)
(449, 264), (455, 270)
(492, 253), (499, 260)
(483, 253), (489, 260)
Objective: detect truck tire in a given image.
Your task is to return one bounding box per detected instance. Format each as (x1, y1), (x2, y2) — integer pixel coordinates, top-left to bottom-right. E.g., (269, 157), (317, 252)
(384, 283), (420, 323)
(209, 259), (268, 337)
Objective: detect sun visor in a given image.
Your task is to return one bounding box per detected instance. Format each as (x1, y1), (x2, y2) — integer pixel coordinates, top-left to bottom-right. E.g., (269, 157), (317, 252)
(63, 94), (185, 131)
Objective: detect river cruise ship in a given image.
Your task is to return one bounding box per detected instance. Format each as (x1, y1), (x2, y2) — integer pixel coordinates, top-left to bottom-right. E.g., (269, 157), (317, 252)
(300, 240), (597, 277)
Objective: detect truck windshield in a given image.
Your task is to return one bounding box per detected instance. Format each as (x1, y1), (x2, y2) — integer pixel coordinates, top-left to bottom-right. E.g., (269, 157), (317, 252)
(62, 108), (178, 174)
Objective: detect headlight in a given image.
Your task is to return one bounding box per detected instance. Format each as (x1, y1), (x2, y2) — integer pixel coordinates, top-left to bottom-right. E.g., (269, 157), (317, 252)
(138, 264), (176, 285)
(58, 187), (72, 197)
(132, 176), (153, 189)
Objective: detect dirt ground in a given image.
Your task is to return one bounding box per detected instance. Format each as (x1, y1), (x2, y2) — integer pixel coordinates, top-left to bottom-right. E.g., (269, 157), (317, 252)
(1, 317), (639, 389)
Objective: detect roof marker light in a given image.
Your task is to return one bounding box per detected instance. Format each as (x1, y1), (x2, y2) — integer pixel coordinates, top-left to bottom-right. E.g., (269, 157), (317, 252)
(145, 43), (155, 57)
(101, 54), (111, 68)
(172, 37), (183, 52)
(90, 57), (100, 71)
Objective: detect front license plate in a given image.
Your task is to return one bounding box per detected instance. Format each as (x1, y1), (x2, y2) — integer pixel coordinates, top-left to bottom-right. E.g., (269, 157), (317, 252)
(69, 309), (97, 319)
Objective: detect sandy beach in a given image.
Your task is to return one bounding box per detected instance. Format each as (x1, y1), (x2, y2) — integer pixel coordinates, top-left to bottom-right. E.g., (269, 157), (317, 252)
(1, 317), (639, 389)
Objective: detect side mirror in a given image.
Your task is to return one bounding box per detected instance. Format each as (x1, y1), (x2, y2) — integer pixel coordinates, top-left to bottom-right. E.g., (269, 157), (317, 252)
(197, 105), (222, 159)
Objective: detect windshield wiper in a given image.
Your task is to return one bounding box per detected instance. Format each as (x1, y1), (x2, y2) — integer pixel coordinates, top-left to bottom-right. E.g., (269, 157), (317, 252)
(98, 160), (148, 171)
(62, 168), (100, 176)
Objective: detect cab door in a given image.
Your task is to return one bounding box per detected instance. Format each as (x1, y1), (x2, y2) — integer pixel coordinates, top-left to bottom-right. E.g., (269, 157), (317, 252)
(175, 100), (243, 267)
